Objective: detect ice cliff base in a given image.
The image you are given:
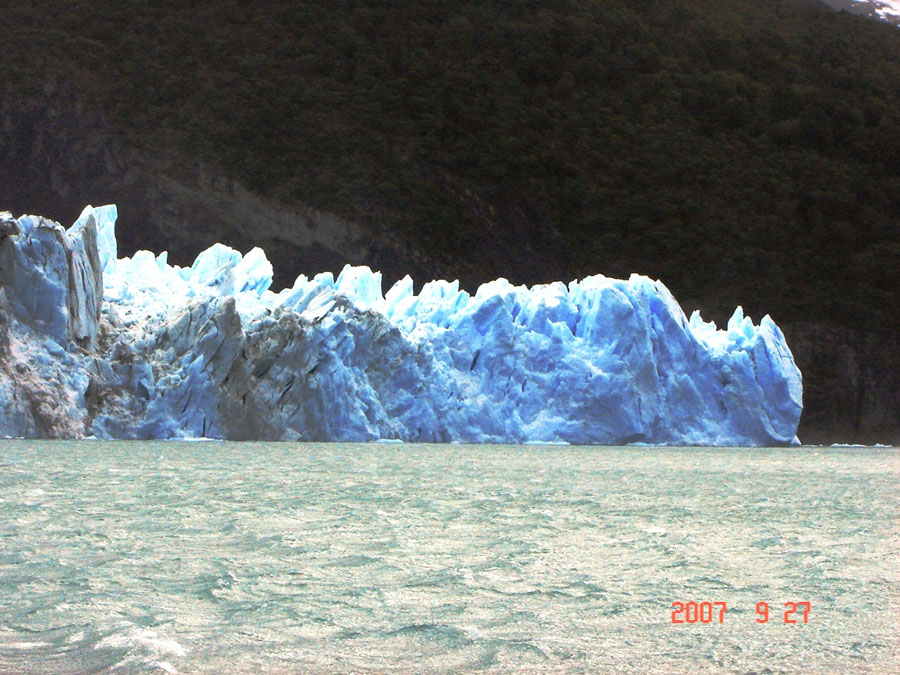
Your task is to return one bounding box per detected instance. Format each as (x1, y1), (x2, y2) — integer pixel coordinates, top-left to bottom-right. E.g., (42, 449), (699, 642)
(0, 206), (802, 445)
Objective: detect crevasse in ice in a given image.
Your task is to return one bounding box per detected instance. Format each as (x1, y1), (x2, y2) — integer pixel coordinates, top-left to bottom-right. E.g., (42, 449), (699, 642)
(0, 205), (802, 444)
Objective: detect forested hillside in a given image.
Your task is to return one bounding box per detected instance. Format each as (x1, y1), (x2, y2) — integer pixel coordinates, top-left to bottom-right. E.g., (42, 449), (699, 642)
(1, 0), (898, 442)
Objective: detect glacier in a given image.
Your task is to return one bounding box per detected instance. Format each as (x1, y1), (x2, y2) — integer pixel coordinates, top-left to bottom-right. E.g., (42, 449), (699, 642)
(0, 205), (802, 444)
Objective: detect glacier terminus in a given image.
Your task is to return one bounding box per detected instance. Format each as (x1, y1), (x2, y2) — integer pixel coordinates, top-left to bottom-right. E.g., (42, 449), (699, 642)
(0, 206), (802, 444)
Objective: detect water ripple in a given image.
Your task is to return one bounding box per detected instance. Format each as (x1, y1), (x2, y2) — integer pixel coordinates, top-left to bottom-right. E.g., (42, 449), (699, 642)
(0, 441), (897, 673)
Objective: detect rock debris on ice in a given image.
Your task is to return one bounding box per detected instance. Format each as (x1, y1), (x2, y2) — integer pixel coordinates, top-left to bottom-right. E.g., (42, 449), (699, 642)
(0, 205), (802, 444)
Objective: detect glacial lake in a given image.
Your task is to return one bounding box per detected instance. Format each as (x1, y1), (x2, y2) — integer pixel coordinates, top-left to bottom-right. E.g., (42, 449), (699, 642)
(0, 442), (897, 673)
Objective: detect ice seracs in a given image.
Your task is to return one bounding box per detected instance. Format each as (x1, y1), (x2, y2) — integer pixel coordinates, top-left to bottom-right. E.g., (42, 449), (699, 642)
(0, 205), (803, 444)
(0, 208), (102, 348)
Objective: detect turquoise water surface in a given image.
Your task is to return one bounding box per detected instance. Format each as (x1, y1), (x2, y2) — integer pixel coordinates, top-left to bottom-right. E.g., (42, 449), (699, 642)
(0, 442), (897, 673)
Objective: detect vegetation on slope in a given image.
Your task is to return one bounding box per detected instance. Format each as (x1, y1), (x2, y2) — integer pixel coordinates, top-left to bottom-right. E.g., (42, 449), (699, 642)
(1, 0), (899, 334)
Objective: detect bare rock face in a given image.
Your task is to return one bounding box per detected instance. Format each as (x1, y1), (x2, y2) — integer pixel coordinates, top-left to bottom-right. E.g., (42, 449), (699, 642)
(786, 322), (900, 445)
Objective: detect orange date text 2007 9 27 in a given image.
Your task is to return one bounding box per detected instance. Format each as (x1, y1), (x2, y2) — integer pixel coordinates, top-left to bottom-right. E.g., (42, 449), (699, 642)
(670, 601), (811, 624)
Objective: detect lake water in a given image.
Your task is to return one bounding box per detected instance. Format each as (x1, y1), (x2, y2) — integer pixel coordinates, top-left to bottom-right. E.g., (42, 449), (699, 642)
(0, 442), (897, 673)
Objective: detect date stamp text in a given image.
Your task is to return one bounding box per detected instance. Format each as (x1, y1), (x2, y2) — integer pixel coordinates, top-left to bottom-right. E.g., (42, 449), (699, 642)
(671, 601), (811, 624)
